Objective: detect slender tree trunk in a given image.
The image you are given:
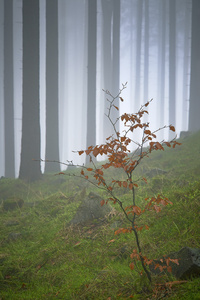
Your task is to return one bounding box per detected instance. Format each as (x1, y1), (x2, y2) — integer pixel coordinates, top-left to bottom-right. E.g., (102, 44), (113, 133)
(143, 0), (149, 124)
(189, 0), (200, 132)
(4, 0), (15, 178)
(19, 0), (41, 181)
(134, 0), (143, 111)
(45, 0), (60, 173)
(157, 0), (166, 129)
(86, 0), (97, 163)
(111, 0), (120, 133)
(102, 0), (113, 141)
(182, 0), (191, 131)
(169, 0), (176, 138)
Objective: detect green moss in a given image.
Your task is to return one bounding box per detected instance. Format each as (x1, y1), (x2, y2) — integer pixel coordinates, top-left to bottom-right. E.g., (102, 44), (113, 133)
(0, 131), (200, 299)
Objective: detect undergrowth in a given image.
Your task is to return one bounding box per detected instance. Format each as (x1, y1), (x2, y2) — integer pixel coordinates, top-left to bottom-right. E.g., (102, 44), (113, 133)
(0, 131), (200, 299)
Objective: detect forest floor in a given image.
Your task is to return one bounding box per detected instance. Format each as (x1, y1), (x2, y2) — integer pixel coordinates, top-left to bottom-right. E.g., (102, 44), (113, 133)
(0, 131), (200, 299)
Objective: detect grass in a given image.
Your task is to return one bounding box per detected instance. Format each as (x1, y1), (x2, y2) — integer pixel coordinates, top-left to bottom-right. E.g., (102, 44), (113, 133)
(0, 131), (200, 299)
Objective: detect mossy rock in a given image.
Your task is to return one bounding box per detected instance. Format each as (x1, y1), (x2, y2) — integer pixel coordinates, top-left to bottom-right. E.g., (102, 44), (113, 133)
(3, 197), (24, 211)
(70, 192), (112, 225)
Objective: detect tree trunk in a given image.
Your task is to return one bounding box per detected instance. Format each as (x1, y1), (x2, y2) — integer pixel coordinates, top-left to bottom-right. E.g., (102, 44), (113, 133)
(111, 0), (120, 133)
(189, 0), (200, 132)
(102, 0), (113, 141)
(143, 0), (149, 124)
(157, 0), (166, 129)
(134, 0), (143, 111)
(19, 0), (41, 181)
(45, 0), (60, 173)
(169, 0), (176, 138)
(182, 0), (191, 131)
(4, 0), (15, 178)
(86, 0), (97, 163)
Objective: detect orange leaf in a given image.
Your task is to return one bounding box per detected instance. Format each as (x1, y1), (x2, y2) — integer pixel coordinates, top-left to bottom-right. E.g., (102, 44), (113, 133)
(144, 130), (151, 135)
(170, 125), (175, 132)
(123, 181), (128, 188)
(81, 169), (84, 176)
(169, 258), (179, 265)
(156, 142), (164, 151)
(129, 262), (134, 270)
(100, 200), (105, 206)
(143, 177), (148, 184)
(165, 142), (171, 147)
(114, 105), (119, 110)
(87, 168), (93, 171)
(108, 239), (115, 243)
(93, 148), (99, 157)
(78, 150), (84, 155)
(97, 169), (103, 175)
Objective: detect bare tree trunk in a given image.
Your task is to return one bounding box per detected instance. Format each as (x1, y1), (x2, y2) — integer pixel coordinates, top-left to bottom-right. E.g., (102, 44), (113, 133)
(112, 0), (120, 133)
(169, 0), (176, 138)
(45, 0), (60, 173)
(4, 0), (15, 178)
(134, 0), (143, 111)
(189, 0), (200, 132)
(182, 0), (191, 131)
(157, 0), (166, 130)
(19, 0), (41, 181)
(102, 0), (113, 141)
(86, 0), (97, 163)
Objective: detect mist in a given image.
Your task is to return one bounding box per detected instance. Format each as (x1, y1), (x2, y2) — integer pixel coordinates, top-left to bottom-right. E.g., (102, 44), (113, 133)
(1, 0), (199, 179)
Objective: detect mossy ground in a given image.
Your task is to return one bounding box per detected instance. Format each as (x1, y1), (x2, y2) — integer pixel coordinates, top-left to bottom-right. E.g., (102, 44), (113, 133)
(0, 131), (200, 299)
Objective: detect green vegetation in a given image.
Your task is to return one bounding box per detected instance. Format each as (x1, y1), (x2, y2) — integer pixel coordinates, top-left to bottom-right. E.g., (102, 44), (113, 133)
(0, 131), (200, 299)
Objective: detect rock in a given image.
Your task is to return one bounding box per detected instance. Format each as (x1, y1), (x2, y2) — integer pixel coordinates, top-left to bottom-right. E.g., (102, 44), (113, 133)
(3, 197), (24, 211)
(150, 247), (200, 279)
(70, 192), (112, 225)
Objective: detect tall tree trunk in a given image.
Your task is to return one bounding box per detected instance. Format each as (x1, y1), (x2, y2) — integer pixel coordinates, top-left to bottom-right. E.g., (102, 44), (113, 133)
(102, 0), (113, 141)
(86, 0), (97, 163)
(112, 0), (120, 133)
(134, 0), (143, 111)
(182, 0), (191, 131)
(189, 0), (200, 132)
(45, 0), (60, 173)
(157, 0), (166, 129)
(143, 0), (149, 124)
(169, 0), (176, 138)
(4, 0), (15, 178)
(143, 0), (149, 102)
(19, 0), (41, 181)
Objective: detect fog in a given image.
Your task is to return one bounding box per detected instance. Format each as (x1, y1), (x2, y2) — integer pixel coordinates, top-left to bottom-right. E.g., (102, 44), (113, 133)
(1, 0), (199, 179)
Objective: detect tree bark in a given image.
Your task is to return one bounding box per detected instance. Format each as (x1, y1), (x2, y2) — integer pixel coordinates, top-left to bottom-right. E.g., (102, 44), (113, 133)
(86, 0), (97, 163)
(169, 0), (176, 138)
(19, 0), (41, 181)
(45, 0), (60, 173)
(189, 0), (200, 132)
(4, 0), (15, 178)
